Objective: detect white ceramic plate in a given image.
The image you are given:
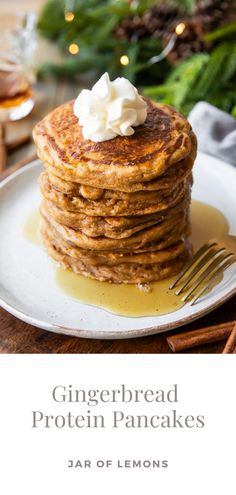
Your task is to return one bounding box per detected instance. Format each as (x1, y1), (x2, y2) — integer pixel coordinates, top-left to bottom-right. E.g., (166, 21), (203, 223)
(0, 153), (236, 339)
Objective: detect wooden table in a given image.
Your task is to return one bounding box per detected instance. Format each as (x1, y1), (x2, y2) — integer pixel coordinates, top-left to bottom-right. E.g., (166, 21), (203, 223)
(0, 296), (235, 353)
(1, 31), (235, 353)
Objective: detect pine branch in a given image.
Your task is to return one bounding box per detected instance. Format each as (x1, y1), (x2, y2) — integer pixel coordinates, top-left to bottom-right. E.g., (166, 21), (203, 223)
(173, 0), (196, 13)
(231, 105), (236, 117)
(37, 0), (235, 117)
(195, 43), (232, 98)
(143, 42), (236, 116)
(155, 0), (196, 13)
(143, 53), (209, 110)
(173, 55), (209, 107)
(221, 44), (236, 84)
(204, 22), (236, 42)
(122, 43), (139, 83)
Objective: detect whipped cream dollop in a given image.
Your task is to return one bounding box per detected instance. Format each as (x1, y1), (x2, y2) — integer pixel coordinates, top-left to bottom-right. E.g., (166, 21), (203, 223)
(73, 72), (147, 142)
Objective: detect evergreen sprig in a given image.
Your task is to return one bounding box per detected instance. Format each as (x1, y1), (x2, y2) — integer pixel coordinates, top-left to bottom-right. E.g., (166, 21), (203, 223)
(38, 0), (166, 83)
(204, 21), (236, 42)
(38, 0), (236, 116)
(143, 42), (236, 116)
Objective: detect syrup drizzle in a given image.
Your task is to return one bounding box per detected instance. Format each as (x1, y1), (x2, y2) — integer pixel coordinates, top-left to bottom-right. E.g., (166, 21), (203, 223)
(23, 201), (228, 317)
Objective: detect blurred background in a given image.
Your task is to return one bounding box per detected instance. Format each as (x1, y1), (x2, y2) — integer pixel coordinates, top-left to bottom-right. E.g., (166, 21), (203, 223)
(0, 0), (236, 170)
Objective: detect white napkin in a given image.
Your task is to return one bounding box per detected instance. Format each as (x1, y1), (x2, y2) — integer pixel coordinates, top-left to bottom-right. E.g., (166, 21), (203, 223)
(188, 102), (236, 165)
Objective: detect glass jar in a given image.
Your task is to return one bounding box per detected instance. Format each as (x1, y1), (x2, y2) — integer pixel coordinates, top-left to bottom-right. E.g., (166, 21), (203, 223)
(0, 12), (37, 122)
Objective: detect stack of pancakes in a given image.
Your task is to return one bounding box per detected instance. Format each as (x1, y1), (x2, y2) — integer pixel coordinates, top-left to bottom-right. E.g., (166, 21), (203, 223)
(33, 98), (197, 284)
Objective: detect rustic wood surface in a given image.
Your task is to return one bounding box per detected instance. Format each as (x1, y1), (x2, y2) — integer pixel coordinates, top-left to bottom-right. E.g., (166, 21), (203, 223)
(0, 296), (236, 353)
(1, 3), (236, 353)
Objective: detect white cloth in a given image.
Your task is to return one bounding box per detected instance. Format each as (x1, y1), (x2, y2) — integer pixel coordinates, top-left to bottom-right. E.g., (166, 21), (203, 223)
(188, 102), (236, 165)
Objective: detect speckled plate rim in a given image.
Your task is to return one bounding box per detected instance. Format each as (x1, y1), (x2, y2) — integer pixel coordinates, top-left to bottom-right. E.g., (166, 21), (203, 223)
(0, 157), (236, 340)
(0, 285), (236, 339)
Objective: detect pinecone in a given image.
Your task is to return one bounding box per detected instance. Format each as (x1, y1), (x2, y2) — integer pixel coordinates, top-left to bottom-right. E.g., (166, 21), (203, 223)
(115, 15), (149, 41)
(114, 4), (182, 41)
(115, 0), (236, 66)
(165, 0), (236, 65)
(194, 0), (236, 30)
(142, 4), (182, 39)
(164, 17), (212, 65)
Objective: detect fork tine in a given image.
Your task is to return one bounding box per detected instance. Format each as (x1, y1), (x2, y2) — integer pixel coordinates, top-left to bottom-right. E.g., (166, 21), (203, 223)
(169, 241), (217, 290)
(181, 252), (235, 302)
(175, 246), (226, 295)
(190, 256), (236, 305)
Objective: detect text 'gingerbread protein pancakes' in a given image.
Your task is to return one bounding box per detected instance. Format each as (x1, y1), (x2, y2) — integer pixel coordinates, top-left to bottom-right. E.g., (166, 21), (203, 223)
(33, 73), (197, 284)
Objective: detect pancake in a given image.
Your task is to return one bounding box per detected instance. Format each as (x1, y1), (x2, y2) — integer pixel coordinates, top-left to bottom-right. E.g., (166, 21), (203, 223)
(34, 92), (196, 284)
(42, 216), (191, 256)
(41, 209), (190, 252)
(42, 220), (192, 265)
(39, 171), (191, 217)
(45, 150), (195, 194)
(41, 222), (189, 265)
(41, 226), (191, 283)
(42, 195), (190, 239)
(33, 98), (196, 190)
(41, 170), (189, 202)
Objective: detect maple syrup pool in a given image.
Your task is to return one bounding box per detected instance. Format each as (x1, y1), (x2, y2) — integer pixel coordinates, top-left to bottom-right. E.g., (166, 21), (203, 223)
(23, 200), (228, 317)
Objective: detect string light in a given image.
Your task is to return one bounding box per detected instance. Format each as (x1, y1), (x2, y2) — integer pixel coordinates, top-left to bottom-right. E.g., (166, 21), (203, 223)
(175, 23), (186, 36)
(120, 55), (129, 66)
(69, 43), (80, 55)
(148, 35), (176, 65)
(148, 22), (186, 66)
(65, 11), (75, 22)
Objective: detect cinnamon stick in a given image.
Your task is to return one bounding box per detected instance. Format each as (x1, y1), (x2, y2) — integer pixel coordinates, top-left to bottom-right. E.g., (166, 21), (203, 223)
(167, 321), (235, 352)
(222, 323), (236, 354)
(0, 123), (7, 172)
(6, 132), (31, 152)
(0, 152), (38, 181)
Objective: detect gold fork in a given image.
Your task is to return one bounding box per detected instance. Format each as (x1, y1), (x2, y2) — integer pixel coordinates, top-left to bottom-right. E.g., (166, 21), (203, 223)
(169, 235), (236, 305)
